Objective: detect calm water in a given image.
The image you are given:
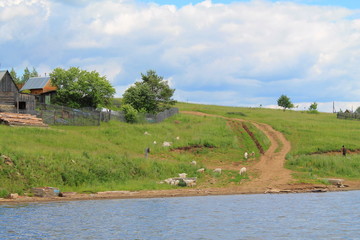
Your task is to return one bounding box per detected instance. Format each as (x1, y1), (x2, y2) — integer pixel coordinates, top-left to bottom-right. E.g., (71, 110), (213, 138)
(1, 191), (360, 240)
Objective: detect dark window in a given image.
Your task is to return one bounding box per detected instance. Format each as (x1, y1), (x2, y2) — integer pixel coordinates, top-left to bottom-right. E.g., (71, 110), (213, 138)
(19, 102), (26, 110)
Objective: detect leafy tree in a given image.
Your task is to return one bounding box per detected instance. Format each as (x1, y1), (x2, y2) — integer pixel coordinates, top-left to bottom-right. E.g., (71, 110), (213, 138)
(9, 68), (20, 84)
(308, 102), (318, 113)
(277, 95), (294, 111)
(122, 70), (176, 113)
(50, 67), (116, 109)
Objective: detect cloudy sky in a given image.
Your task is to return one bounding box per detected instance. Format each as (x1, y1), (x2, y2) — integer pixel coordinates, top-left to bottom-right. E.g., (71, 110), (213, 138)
(1, 0), (360, 112)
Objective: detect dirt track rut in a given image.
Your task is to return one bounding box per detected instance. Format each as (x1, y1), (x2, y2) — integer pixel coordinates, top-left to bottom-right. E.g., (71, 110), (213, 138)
(181, 111), (293, 192)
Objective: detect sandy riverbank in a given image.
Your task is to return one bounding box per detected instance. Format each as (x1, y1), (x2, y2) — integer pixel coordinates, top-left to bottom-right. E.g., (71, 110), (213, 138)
(2, 181), (359, 204)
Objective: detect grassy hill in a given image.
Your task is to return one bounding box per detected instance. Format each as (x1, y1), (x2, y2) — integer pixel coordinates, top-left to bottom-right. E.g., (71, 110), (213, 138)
(177, 102), (360, 181)
(1, 102), (360, 197)
(0, 108), (265, 197)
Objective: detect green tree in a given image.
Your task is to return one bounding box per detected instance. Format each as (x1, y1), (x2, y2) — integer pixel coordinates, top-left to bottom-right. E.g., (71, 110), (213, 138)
(9, 68), (20, 84)
(308, 102), (318, 113)
(122, 70), (176, 113)
(31, 67), (38, 78)
(277, 95), (294, 111)
(21, 67), (31, 83)
(20, 67), (39, 84)
(50, 67), (116, 109)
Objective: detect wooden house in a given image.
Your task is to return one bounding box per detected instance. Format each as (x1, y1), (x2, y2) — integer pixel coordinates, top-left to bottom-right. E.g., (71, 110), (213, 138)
(0, 70), (36, 113)
(20, 76), (57, 104)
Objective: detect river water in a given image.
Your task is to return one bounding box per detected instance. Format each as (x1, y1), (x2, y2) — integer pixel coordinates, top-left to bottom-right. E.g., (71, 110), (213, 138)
(1, 191), (360, 240)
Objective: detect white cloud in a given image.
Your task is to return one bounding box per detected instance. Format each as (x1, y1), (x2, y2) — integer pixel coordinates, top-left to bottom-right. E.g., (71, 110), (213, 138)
(0, 0), (50, 42)
(2, 0), (360, 108)
(66, 57), (124, 83)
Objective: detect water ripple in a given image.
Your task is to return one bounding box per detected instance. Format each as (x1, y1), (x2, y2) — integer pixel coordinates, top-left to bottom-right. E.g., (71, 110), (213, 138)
(1, 191), (360, 239)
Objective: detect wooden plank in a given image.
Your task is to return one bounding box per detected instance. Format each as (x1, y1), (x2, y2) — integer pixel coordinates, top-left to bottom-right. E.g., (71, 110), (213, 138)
(0, 112), (48, 127)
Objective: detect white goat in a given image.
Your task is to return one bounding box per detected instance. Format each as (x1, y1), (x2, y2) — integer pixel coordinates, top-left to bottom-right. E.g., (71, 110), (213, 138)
(239, 167), (247, 175)
(164, 178), (173, 184)
(213, 168), (222, 174)
(163, 141), (172, 147)
(244, 152), (248, 159)
(197, 168), (205, 173)
(179, 173), (187, 178)
(184, 179), (196, 187)
(190, 160), (197, 165)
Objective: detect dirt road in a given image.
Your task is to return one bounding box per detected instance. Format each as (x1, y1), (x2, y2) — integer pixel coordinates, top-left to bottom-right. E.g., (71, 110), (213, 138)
(180, 111), (294, 192)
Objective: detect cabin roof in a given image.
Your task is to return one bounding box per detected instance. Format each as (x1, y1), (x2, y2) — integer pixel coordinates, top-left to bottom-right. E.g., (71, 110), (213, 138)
(20, 76), (51, 91)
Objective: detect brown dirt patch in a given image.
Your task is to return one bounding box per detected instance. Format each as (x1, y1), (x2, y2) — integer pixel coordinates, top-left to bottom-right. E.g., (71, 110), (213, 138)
(170, 144), (215, 153)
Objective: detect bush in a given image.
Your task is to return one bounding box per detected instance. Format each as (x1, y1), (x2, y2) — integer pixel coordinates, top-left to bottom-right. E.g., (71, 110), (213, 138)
(121, 104), (138, 123)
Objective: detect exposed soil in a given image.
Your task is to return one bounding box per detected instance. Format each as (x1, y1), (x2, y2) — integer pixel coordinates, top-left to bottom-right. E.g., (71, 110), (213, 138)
(171, 144), (215, 153)
(241, 122), (265, 154)
(2, 111), (360, 204)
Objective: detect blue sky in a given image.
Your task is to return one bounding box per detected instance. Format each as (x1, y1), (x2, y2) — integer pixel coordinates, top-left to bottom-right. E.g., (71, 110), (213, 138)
(2, 0), (360, 112)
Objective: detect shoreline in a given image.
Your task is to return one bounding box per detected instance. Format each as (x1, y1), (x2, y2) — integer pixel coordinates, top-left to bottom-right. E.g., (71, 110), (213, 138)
(1, 183), (359, 205)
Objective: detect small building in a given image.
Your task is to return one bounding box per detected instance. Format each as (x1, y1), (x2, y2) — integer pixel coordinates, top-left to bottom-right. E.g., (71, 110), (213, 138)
(0, 70), (36, 113)
(20, 76), (57, 104)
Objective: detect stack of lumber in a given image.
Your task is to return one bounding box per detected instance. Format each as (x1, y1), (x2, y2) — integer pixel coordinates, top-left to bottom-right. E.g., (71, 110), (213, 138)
(0, 112), (48, 127)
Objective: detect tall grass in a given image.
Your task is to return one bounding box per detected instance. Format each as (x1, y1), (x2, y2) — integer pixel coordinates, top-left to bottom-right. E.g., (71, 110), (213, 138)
(287, 154), (360, 179)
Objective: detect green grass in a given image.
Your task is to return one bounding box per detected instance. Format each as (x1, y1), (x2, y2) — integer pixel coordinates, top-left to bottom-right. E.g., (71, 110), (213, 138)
(0, 112), (259, 195)
(287, 154), (360, 179)
(176, 102), (360, 181)
(2, 101), (360, 196)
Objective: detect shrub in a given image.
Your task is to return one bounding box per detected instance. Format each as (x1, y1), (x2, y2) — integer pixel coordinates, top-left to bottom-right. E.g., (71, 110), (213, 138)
(121, 104), (138, 123)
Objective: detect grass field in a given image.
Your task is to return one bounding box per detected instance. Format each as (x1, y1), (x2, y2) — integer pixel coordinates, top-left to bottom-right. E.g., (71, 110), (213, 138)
(0, 112), (262, 197)
(1, 102), (360, 197)
(177, 102), (360, 181)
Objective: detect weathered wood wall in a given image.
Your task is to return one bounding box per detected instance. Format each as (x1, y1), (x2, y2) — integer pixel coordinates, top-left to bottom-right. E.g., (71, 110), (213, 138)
(18, 94), (36, 111)
(0, 71), (36, 113)
(0, 72), (18, 92)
